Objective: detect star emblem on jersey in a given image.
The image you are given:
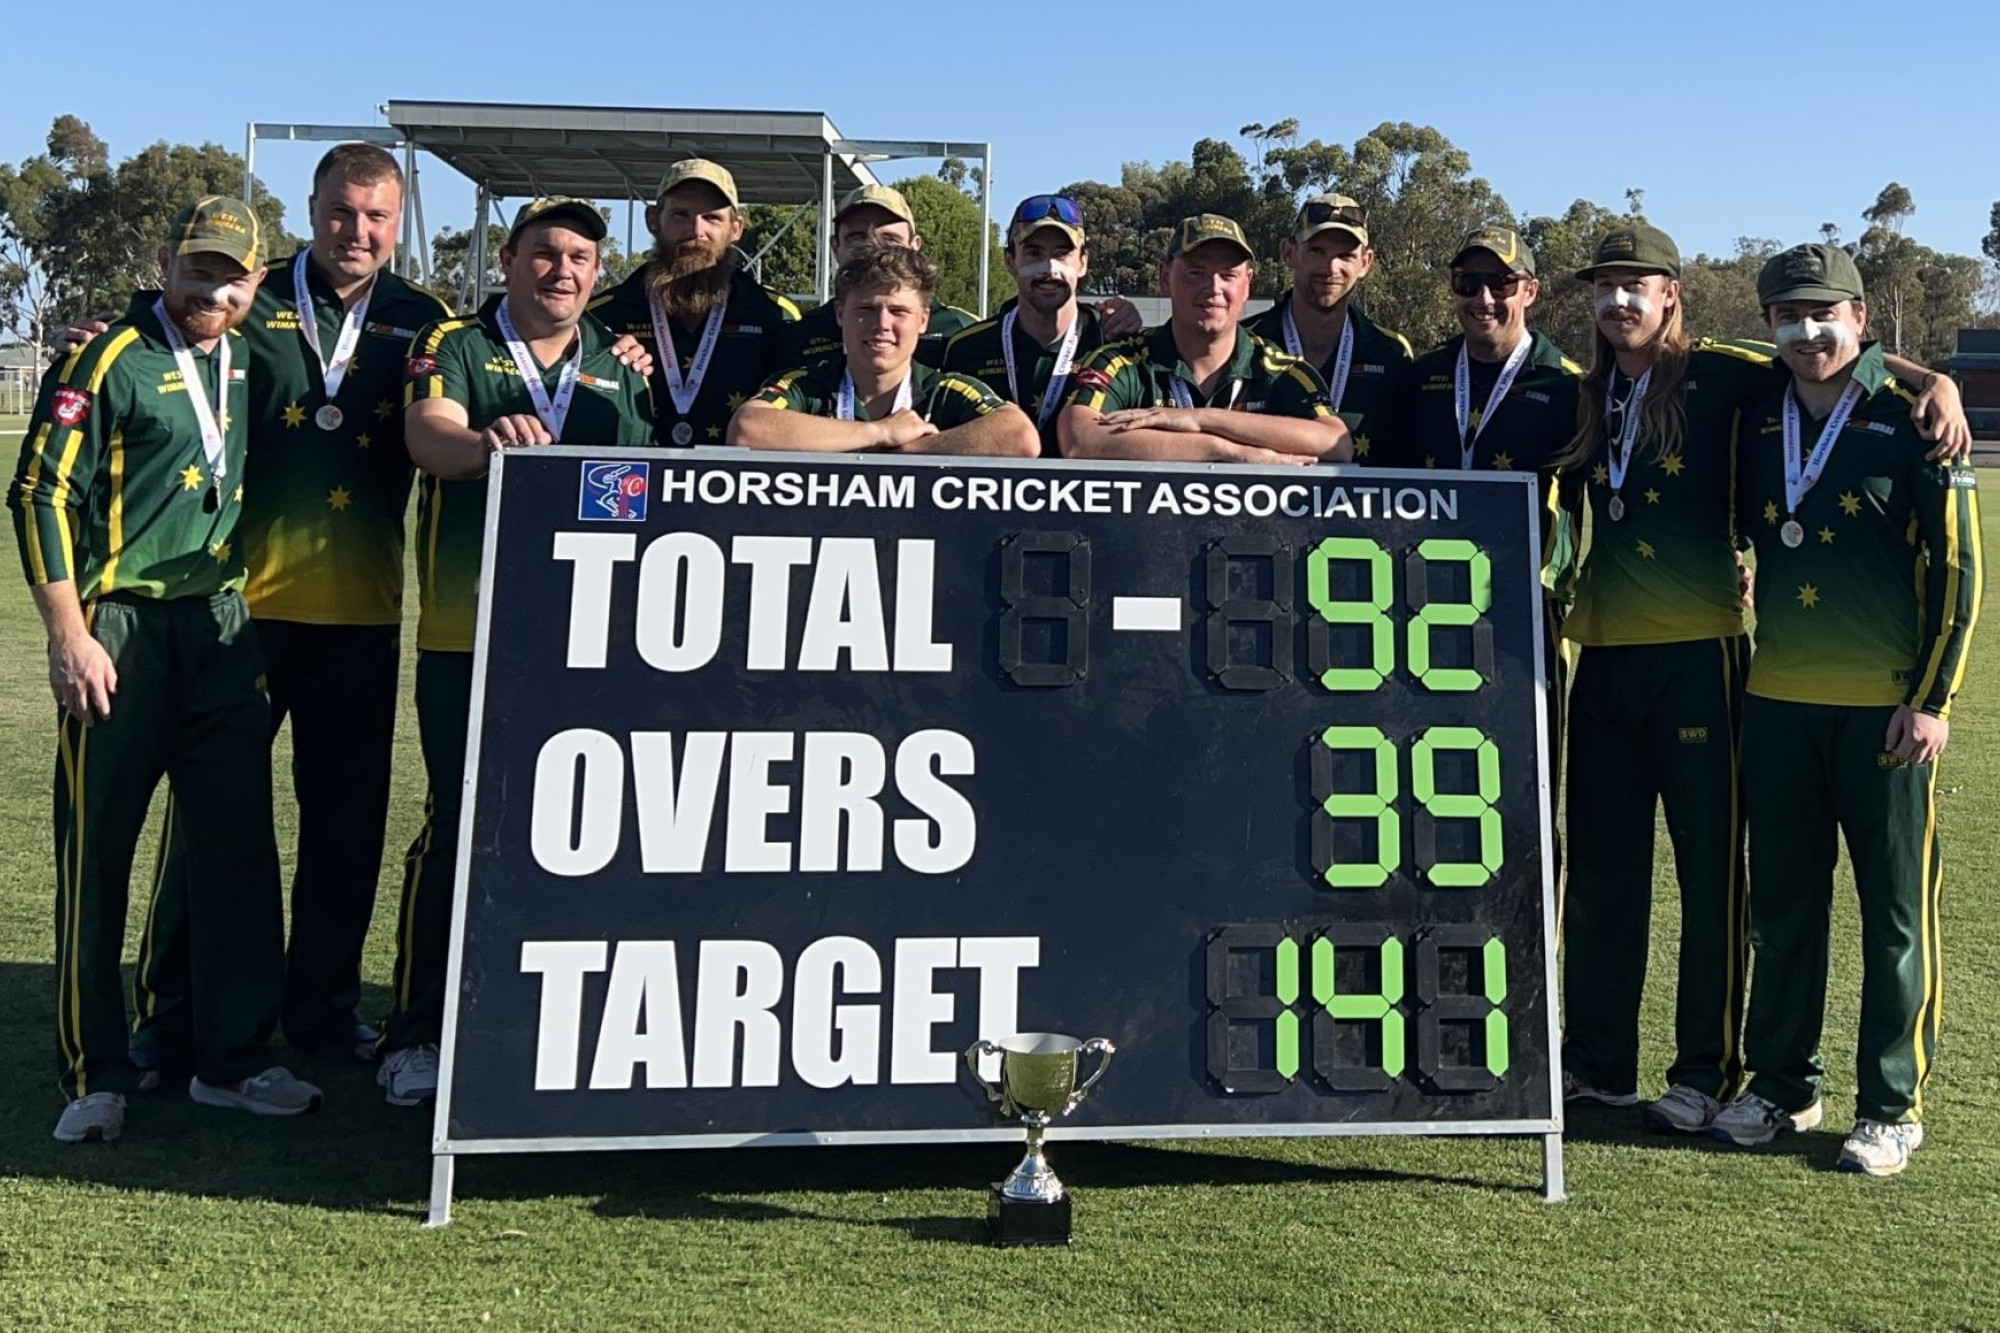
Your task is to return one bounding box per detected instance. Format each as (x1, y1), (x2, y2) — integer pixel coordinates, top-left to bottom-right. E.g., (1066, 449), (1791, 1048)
(210, 540), (231, 563)
(328, 486), (352, 512)
(375, 397), (394, 420)
(1819, 526), (1836, 544)
(356, 432), (372, 450)
(1763, 501), (1780, 525)
(726, 391), (747, 409)
(1798, 583), (1820, 608)
(1422, 455), (1437, 469)
(1839, 491), (1862, 516)
(1354, 435), (1371, 458)
(1644, 488), (1661, 505)
(180, 464), (203, 491)
(1591, 463), (1609, 485)
(1659, 455), (1685, 476)
(1636, 540), (1656, 560)
(282, 401), (307, 428)
(706, 426), (723, 440)
(1491, 452), (1513, 471)
(234, 484), (244, 503)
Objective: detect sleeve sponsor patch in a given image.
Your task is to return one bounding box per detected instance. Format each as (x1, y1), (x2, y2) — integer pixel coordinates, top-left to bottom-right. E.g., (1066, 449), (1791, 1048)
(1074, 367), (1112, 391)
(51, 387), (92, 427)
(407, 355), (438, 378)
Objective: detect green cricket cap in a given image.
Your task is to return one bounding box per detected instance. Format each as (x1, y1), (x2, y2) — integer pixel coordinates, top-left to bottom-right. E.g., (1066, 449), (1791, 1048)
(1167, 213), (1255, 263)
(1757, 243), (1865, 307)
(166, 195), (265, 271)
(657, 158), (739, 209)
(508, 197), (608, 245)
(1293, 194), (1368, 247)
(835, 184), (916, 229)
(1452, 225), (1535, 276)
(1575, 222), (1681, 281)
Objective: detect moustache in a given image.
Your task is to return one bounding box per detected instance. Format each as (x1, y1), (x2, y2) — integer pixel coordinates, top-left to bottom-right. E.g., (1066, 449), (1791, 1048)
(1595, 288), (1656, 318)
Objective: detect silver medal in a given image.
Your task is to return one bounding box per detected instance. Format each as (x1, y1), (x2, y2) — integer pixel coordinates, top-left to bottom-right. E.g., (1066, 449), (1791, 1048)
(1607, 494), (1626, 522)
(315, 404), (343, 431)
(671, 421), (694, 446)
(1781, 519), (1805, 549)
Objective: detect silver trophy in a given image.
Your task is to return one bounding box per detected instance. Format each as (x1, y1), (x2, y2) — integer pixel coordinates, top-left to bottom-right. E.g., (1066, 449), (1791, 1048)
(964, 1032), (1116, 1246)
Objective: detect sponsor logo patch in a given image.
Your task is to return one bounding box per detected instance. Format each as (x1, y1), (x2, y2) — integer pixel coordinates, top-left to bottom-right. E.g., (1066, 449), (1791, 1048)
(1678, 726), (1709, 744)
(1074, 367), (1112, 391)
(579, 459), (649, 522)
(407, 355), (438, 378)
(51, 387), (92, 427)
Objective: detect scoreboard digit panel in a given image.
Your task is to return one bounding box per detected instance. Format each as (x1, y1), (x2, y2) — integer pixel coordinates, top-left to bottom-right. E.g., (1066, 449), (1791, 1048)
(436, 449), (1560, 1151)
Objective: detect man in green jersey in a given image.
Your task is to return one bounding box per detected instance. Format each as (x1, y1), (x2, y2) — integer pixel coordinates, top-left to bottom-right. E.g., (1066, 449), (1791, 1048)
(1056, 214), (1350, 464)
(940, 194), (1145, 456)
(1243, 194), (1413, 460)
(378, 197), (654, 1106)
(10, 198), (324, 1141)
(780, 185), (978, 369)
(587, 158), (799, 447)
(1711, 245), (1979, 1177)
(731, 243), (1036, 455)
(124, 144), (451, 1078)
(1555, 226), (1970, 1132)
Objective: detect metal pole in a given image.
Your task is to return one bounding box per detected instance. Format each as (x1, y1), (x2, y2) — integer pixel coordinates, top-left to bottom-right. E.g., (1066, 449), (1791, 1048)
(242, 123), (256, 206)
(411, 155), (431, 286)
(400, 140), (419, 279)
(468, 189), (491, 313)
(626, 197), (635, 269)
(1542, 1132), (1567, 1203)
(424, 1153), (455, 1228)
(978, 143), (993, 316)
(817, 146), (834, 304)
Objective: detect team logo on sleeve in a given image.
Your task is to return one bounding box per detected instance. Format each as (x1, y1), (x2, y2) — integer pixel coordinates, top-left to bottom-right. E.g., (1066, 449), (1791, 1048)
(51, 387), (92, 426)
(579, 460), (650, 522)
(407, 355), (438, 378)
(1074, 367), (1112, 391)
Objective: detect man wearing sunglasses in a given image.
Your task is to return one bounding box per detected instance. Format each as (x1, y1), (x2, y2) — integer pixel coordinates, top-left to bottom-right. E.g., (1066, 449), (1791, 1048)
(1057, 214), (1350, 464)
(780, 185), (977, 370)
(1245, 194), (1412, 460)
(941, 195), (1143, 456)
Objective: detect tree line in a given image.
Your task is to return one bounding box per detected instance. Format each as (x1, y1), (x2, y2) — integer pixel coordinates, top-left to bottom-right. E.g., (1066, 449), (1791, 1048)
(5, 114), (1997, 371)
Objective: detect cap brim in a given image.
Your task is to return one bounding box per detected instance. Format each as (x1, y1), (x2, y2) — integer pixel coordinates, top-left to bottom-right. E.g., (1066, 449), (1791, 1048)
(173, 237), (259, 271)
(1761, 284), (1860, 307)
(1452, 244), (1533, 276)
(1176, 238), (1254, 263)
(1574, 261), (1674, 283)
(1011, 220), (1085, 249)
(662, 177), (739, 209)
(512, 205), (607, 244)
(835, 201), (915, 229)
(1297, 221), (1368, 247)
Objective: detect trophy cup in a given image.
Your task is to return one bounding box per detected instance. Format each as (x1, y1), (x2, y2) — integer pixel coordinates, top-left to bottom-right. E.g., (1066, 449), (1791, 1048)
(963, 1032), (1116, 1247)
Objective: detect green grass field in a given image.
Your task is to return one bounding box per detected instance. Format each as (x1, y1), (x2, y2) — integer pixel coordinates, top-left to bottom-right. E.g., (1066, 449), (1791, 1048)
(2, 469), (1999, 1330)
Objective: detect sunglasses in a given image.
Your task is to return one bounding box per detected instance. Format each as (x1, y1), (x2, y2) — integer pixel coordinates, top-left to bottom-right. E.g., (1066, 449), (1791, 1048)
(1012, 195), (1084, 229)
(1300, 199), (1366, 230)
(1450, 270), (1527, 298)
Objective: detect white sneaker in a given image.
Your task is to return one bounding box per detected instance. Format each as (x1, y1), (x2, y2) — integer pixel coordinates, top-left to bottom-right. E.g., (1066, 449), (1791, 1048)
(378, 1044), (440, 1107)
(1644, 1084), (1722, 1133)
(189, 1067), (323, 1117)
(53, 1091), (126, 1143)
(1838, 1120), (1925, 1176)
(1709, 1092), (1823, 1147)
(1563, 1070), (1639, 1108)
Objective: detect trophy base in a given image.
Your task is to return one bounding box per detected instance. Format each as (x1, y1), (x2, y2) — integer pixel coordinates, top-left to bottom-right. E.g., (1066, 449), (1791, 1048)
(987, 1183), (1072, 1248)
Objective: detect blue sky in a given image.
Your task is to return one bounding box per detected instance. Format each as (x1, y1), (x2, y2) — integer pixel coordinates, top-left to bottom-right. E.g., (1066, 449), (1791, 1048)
(10, 0), (1997, 267)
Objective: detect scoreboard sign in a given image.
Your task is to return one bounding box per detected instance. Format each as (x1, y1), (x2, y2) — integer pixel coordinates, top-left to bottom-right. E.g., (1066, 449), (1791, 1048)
(427, 448), (1563, 1222)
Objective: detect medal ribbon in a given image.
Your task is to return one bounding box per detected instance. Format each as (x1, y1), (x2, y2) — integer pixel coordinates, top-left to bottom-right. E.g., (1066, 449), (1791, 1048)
(496, 298), (583, 437)
(1604, 367), (1652, 496)
(1002, 306), (1081, 428)
(293, 250), (373, 402)
(647, 287), (728, 416)
(1452, 334), (1532, 470)
(153, 297), (231, 480)
(1781, 380), (1864, 516)
(1280, 303), (1356, 413)
(837, 370), (914, 421)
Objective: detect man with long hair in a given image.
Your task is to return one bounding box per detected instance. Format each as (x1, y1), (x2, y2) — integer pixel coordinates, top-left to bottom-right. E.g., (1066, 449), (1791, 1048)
(1555, 225), (1969, 1134)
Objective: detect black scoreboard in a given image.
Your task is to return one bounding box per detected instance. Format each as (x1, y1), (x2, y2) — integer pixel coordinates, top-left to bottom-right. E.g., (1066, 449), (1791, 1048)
(427, 448), (1563, 1221)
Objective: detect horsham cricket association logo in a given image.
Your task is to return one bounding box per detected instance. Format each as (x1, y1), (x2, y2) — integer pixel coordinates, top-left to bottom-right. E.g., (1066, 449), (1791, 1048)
(579, 459), (650, 522)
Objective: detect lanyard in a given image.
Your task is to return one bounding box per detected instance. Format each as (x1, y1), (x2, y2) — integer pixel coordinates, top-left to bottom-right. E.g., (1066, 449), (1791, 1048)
(1452, 335), (1532, 470)
(1782, 381), (1864, 516)
(837, 370), (914, 421)
(1002, 306), (1081, 428)
(1604, 368), (1652, 495)
(293, 250), (373, 401)
(495, 298), (582, 437)
(1280, 303), (1356, 413)
(152, 298), (230, 480)
(1167, 373), (1245, 411)
(646, 288), (728, 415)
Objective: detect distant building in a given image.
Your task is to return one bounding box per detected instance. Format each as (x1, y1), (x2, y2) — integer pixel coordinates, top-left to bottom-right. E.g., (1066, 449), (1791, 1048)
(1950, 329), (2000, 441)
(0, 343), (42, 416)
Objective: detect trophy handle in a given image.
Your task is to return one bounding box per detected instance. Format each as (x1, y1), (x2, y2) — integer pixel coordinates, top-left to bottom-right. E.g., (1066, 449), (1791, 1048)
(964, 1039), (1006, 1104)
(1068, 1037), (1117, 1108)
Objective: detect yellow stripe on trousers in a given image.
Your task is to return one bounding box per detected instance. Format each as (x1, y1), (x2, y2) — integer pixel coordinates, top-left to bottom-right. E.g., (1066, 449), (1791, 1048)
(1909, 761), (1942, 1119)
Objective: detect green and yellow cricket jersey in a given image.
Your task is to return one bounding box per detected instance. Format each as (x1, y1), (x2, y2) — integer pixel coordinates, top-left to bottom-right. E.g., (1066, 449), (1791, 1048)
(1375, 332), (1582, 594)
(1062, 324), (1335, 420)
(1563, 340), (1781, 646)
(404, 296), (654, 652)
(752, 355), (1006, 427)
(780, 296), (977, 370)
(10, 293), (249, 600)
(237, 252), (451, 626)
(1242, 296), (1413, 459)
(940, 298), (1108, 455)
(1736, 343), (1981, 716)
(586, 265), (798, 447)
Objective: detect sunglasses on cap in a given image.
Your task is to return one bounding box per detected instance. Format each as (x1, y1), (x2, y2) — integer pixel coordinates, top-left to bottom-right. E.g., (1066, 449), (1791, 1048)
(1012, 195), (1085, 229)
(1300, 199), (1366, 230)
(1450, 270), (1527, 298)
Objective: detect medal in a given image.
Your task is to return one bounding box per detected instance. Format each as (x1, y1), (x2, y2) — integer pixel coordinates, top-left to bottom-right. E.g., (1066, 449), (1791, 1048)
(1603, 364), (1651, 525)
(1780, 379), (1863, 547)
(1168, 373), (1244, 411)
(315, 404), (344, 431)
(1453, 334), (1532, 470)
(648, 287), (728, 418)
(152, 297), (231, 485)
(1608, 495), (1626, 522)
(495, 298), (582, 437)
(294, 250), (373, 418)
(1280, 302), (1356, 412)
(671, 421), (694, 446)
(1781, 519), (1805, 548)
(837, 369), (914, 421)
(1002, 305), (1082, 428)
